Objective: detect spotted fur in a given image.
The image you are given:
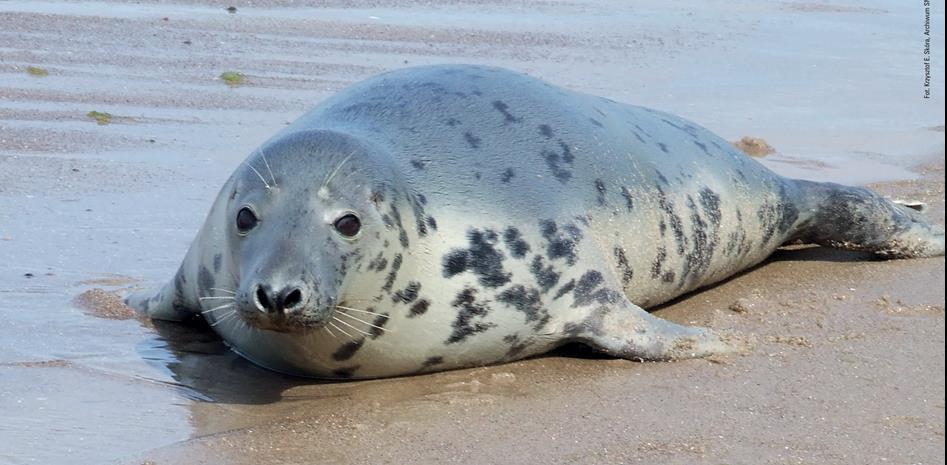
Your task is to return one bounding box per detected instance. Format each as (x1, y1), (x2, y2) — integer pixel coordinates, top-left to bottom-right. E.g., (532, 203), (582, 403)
(124, 64), (944, 379)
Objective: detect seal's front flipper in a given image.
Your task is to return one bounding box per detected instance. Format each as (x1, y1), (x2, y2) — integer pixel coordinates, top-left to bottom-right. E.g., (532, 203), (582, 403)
(792, 180), (945, 258)
(893, 199), (928, 214)
(571, 300), (740, 361)
(125, 270), (197, 322)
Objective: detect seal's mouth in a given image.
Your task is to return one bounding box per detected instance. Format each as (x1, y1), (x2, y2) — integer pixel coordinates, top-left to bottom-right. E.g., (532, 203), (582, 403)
(236, 305), (333, 333)
(229, 288), (335, 333)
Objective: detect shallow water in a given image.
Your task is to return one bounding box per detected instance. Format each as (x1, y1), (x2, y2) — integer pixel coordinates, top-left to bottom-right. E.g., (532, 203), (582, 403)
(0, 1), (944, 464)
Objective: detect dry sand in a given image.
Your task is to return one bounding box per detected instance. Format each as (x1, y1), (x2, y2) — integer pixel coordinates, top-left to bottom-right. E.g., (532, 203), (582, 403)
(0, 1), (944, 464)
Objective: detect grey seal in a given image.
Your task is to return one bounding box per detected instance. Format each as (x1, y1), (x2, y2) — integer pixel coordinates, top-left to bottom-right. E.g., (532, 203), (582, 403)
(126, 65), (944, 378)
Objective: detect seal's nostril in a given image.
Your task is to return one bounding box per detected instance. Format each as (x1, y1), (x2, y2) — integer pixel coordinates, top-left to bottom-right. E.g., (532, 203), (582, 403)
(283, 288), (303, 310)
(256, 286), (273, 312)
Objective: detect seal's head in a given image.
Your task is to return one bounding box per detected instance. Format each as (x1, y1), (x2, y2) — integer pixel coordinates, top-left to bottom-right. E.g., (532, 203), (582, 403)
(222, 129), (395, 333)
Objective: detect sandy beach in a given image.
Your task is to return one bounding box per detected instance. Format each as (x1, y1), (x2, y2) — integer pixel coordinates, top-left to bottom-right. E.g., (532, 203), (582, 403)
(0, 1), (944, 464)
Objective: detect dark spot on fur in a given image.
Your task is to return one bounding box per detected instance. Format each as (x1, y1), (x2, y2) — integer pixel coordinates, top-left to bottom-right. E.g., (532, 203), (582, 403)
(501, 168), (515, 183)
(443, 250), (468, 277)
(411, 159), (426, 170)
(503, 334), (532, 359)
(595, 179), (607, 206)
(382, 253), (403, 292)
(213, 254), (222, 273)
(447, 287), (496, 344)
(553, 279), (576, 300)
(392, 281), (421, 304)
(530, 255), (560, 293)
(656, 184), (687, 256)
(503, 227), (530, 258)
(399, 230), (409, 248)
(679, 191), (722, 284)
(492, 100), (521, 123)
(657, 142), (669, 153)
(559, 141), (575, 163)
(408, 193), (430, 238)
(693, 140), (710, 155)
(632, 130), (647, 144)
(543, 150), (572, 182)
(198, 266), (214, 291)
(589, 118), (603, 128)
(620, 187), (634, 211)
(332, 338), (365, 361)
(572, 270), (621, 307)
(337, 251), (356, 280)
(614, 247), (634, 284)
(464, 132), (482, 149)
(698, 188), (722, 224)
(497, 285), (550, 329)
(370, 189), (385, 205)
(369, 312), (389, 338)
(541, 141), (575, 183)
(661, 118), (699, 138)
(173, 273), (186, 303)
(540, 220), (583, 266)
(422, 356), (444, 368)
(445, 118), (460, 126)
(368, 252), (388, 272)
(426, 216), (438, 231)
(650, 246), (668, 279)
(774, 184), (800, 236)
(562, 306), (610, 338)
(441, 229), (511, 288)
(539, 124), (554, 138)
(409, 299), (430, 317)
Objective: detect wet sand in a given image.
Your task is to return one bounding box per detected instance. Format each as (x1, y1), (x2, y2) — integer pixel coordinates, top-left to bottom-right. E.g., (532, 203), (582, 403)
(0, 1), (944, 464)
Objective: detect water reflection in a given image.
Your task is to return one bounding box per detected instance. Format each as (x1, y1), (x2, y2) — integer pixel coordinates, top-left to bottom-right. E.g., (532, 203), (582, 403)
(140, 320), (312, 405)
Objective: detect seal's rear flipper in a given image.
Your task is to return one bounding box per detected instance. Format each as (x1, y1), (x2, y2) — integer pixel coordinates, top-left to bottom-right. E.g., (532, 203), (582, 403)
(571, 300), (744, 361)
(791, 180), (945, 258)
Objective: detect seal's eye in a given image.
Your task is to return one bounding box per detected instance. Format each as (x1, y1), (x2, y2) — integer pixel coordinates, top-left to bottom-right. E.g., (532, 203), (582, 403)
(334, 214), (361, 237)
(236, 207), (259, 233)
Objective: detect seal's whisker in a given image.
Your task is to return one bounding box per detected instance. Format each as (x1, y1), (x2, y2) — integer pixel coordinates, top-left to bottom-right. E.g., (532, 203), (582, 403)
(199, 296), (235, 301)
(335, 305), (388, 318)
(322, 151), (356, 189)
(335, 311), (388, 332)
(210, 310), (237, 327)
(328, 320), (353, 339)
(202, 303), (234, 314)
(332, 316), (373, 337)
(246, 161), (272, 190)
(323, 324), (338, 339)
(259, 147), (277, 187)
(208, 287), (236, 295)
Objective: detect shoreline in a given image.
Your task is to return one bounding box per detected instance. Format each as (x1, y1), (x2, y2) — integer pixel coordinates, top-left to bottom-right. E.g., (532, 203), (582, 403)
(0, 1), (943, 464)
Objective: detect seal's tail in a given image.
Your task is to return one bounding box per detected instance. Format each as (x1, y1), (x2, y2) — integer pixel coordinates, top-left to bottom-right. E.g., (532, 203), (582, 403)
(789, 180), (944, 258)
